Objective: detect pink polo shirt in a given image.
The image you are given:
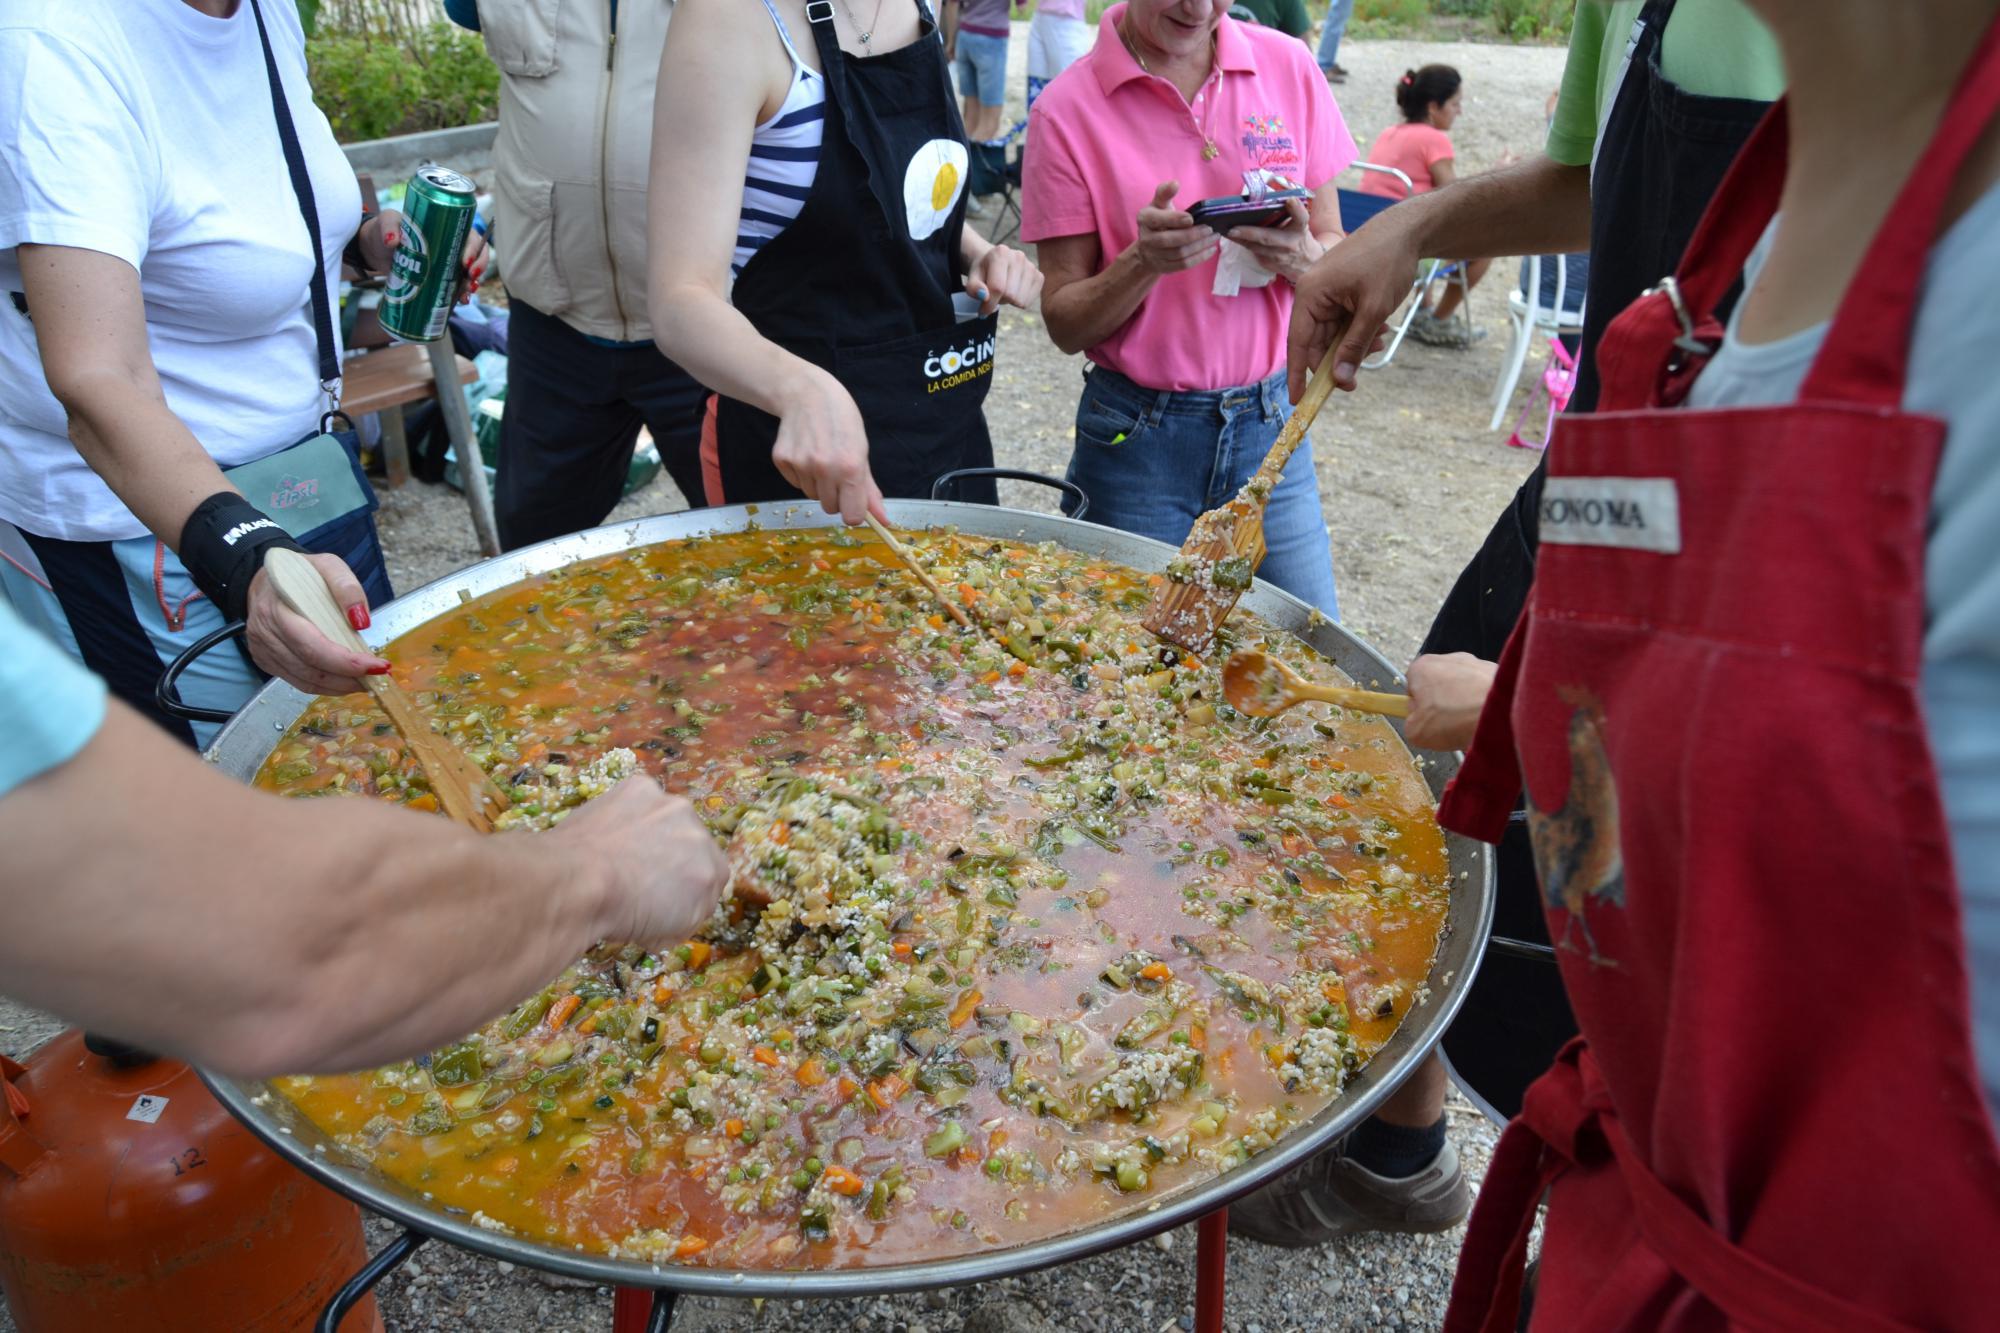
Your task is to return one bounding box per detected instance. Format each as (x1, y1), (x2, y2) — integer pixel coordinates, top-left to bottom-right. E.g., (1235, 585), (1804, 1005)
(1021, 4), (1355, 392)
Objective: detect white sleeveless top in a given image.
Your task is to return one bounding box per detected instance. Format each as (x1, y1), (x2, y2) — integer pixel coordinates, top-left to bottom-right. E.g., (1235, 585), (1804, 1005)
(733, 0), (826, 281)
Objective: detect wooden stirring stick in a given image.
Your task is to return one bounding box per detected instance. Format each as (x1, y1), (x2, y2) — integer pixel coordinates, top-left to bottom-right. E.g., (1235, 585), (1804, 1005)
(263, 548), (511, 832)
(1144, 344), (1343, 654)
(863, 514), (977, 632)
(1222, 649), (1409, 720)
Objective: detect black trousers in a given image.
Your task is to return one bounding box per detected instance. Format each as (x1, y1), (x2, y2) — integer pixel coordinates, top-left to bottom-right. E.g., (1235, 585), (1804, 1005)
(494, 299), (708, 552)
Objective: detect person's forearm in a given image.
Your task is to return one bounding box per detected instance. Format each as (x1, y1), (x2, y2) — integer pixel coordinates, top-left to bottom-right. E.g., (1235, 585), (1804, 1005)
(0, 705), (619, 1076)
(1396, 154), (1591, 261)
(1042, 247), (1160, 355)
(651, 283), (830, 422)
(21, 244), (239, 546)
(54, 367), (239, 546)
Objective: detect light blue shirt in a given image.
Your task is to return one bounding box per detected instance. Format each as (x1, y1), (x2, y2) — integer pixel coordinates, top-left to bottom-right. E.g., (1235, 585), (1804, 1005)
(1687, 183), (2000, 1125)
(0, 597), (108, 796)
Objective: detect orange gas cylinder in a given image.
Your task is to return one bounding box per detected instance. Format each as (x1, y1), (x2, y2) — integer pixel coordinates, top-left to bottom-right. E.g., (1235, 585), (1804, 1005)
(0, 1031), (381, 1333)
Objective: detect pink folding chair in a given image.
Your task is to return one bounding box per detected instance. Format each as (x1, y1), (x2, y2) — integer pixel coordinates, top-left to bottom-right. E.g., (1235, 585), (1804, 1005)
(1505, 335), (1576, 451)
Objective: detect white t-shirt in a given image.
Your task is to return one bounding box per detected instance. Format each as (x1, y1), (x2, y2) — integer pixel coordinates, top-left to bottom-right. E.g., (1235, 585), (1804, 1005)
(0, 0), (361, 543)
(1688, 183), (2000, 1127)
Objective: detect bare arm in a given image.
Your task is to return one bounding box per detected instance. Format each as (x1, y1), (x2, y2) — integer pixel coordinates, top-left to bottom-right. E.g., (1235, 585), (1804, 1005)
(1287, 154), (1591, 396)
(1040, 181), (1218, 356)
(647, 0), (885, 523)
(18, 245), (386, 694)
(0, 702), (728, 1077)
(1428, 157), (1458, 190)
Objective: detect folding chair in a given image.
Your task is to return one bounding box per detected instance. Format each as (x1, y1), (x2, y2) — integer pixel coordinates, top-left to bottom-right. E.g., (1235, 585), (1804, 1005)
(1489, 251), (1587, 430)
(967, 119), (1026, 246)
(1333, 162), (1472, 370)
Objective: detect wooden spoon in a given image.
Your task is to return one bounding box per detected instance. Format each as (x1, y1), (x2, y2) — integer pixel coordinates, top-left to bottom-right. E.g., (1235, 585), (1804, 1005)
(1222, 649), (1409, 720)
(1144, 343), (1341, 654)
(263, 548), (511, 832)
(863, 514), (979, 634)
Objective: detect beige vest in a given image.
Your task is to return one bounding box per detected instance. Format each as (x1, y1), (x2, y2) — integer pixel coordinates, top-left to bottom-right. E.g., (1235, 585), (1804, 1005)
(479, 0), (671, 342)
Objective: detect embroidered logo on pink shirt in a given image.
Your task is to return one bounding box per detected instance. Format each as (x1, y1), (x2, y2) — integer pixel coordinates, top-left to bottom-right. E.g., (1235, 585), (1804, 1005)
(1241, 115), (1301, 173)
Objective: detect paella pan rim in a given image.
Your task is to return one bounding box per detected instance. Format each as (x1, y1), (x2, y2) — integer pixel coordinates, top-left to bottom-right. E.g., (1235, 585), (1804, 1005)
(198, 498), (1495, 1297)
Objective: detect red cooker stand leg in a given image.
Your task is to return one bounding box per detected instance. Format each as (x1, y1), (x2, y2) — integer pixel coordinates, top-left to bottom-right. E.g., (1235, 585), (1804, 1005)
(613, 1287), (652, 1333)
(1195, 1208), (1228, 1333)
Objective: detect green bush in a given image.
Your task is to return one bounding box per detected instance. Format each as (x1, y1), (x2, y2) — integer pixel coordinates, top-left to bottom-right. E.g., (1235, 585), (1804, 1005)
(306, 22), (499, 142)
(1352, 0), (1429, 31)
(1489, 0), (1572, 40)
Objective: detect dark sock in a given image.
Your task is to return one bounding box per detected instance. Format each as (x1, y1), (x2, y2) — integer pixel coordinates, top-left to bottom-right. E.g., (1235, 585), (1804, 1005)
(1344, 1114), (1446, 1180)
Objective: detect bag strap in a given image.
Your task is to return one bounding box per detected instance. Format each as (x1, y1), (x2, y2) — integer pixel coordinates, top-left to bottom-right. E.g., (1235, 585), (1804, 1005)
(248, 0), (340, 406)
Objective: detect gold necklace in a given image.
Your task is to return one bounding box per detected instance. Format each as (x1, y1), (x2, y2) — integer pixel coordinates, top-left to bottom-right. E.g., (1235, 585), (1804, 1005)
(1119, 19), (1221, 160)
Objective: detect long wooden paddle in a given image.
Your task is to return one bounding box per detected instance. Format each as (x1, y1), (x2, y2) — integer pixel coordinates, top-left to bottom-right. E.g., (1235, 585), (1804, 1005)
(263, 548), (510, 831)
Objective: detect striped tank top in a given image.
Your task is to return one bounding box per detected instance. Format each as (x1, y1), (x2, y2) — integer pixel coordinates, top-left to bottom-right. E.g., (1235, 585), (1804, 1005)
(733, 0), (827, 281)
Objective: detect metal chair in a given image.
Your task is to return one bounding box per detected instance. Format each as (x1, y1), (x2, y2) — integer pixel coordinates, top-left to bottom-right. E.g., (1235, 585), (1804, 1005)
(1334, 162), (1471, 371)
(967, 120), (1026, 246)
(1489, 251), (1587, 431)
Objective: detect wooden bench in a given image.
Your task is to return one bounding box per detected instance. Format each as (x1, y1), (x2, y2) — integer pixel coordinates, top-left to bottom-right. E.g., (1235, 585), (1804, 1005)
(341, 341), (500, 556)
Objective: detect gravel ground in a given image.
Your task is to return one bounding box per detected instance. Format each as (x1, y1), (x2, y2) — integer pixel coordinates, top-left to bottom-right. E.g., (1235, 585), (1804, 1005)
(0, 32), (1564, 1333)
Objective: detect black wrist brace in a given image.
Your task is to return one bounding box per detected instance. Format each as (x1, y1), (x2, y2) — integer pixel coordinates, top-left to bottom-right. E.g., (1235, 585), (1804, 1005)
(178, 491), (305, 623)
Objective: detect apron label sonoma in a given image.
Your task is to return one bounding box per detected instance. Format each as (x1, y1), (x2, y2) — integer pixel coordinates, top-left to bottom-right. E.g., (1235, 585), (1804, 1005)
(1539, 476), (1681, 554)
(924, 332), (996, 394)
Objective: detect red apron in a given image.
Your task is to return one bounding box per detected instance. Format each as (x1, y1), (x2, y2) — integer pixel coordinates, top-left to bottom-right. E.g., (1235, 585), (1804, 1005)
(1436, 22), (2000, 1333)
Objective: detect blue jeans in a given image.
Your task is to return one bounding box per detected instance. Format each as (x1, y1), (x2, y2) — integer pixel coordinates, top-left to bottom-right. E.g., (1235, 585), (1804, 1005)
(1316, 0), (1353, 72)
(1063, 366), (1339, 619)
(953, 29), (1008, 108)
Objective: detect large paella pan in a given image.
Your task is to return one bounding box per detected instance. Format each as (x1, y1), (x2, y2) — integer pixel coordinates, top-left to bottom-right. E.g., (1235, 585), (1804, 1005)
(194, 495), (1493, 1299)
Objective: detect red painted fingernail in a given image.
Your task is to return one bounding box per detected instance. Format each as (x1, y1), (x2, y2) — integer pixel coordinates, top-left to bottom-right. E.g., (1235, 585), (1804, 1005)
(367, 663), (392, 675)
(347, 603), (370, 631)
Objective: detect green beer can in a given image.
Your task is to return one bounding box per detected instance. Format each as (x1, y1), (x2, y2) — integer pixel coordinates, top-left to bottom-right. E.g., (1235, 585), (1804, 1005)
(379, 164), (478, 343)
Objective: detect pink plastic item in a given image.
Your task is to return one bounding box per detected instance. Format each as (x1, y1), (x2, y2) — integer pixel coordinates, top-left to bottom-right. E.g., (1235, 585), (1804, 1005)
(1506, 336), (1577, 451)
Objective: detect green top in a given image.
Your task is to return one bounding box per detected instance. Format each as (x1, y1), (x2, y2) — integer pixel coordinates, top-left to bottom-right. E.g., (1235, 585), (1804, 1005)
(1231, 0), (1312, 40)
(1546, 0), (1786, 166)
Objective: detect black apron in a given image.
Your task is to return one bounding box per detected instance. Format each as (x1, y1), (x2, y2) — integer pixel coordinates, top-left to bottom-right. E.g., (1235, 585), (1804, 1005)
(718, 0), (999, 506)
(1432, 0), (1772, 1120)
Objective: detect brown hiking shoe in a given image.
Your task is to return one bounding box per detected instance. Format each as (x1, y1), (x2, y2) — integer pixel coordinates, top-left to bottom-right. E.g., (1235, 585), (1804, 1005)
(1227, 1140), (1471, 1247)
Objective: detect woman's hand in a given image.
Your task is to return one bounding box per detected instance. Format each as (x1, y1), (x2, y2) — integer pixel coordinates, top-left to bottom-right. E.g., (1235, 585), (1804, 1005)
(1133, 181), (1220, 274)
(1403, 652), (1499, 751)
(964, 243), (1044, 315)
(355, 210), (491, 300)
(772, 367), (888, 525)
(1229, 198), (1333, 284)
(243, 552), (389, 697)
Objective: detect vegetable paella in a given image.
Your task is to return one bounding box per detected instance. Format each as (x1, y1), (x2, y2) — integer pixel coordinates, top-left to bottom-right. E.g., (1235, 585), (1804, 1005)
(264, 527), (1451, 1269)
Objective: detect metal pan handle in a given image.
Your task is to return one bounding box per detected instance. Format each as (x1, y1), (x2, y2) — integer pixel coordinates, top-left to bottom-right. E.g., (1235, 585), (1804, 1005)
(929, 468), (1090, 521)
(315, 1227), (427, 1333)
(155, 620), (247, 725)
(1488, 935), (1559, 963)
